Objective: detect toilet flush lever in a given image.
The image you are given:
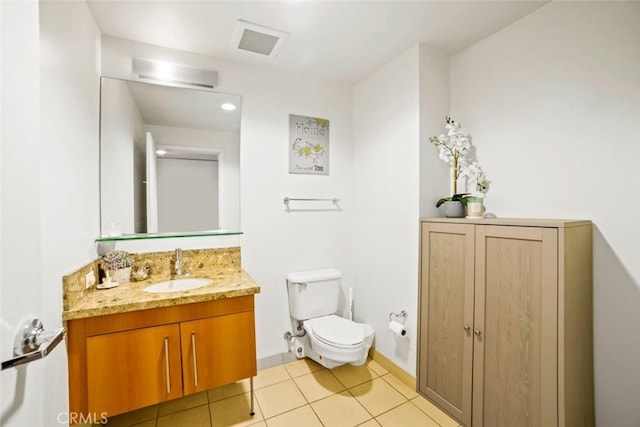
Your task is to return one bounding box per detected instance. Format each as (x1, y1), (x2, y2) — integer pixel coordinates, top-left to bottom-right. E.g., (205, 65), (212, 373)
(2, 318), (65, 370)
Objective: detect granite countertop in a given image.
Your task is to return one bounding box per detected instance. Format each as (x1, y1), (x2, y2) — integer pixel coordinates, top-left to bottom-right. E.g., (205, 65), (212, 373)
(62, 268), (261, 321)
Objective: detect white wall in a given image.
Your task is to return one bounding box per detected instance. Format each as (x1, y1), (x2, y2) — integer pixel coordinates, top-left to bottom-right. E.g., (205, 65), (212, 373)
(146, 125), (240, 231)
(419, 44), (450, 218)
(133, 130), (146, 233)
(1, 2), (100, 426)
(156, 157), (219, 231)
(351, 44), (449, 376)
(100, 77), (145, 233)
(101, 36), (354, 360)
(450, 2), (640, 425)
(1, 2), (44, 426)
(39, 1), (101, 425)
(352, 46), (422, 375)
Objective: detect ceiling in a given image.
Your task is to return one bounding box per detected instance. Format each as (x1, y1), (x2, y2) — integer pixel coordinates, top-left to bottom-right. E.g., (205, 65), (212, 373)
(87, 0), (549, 86)
(125, 79), (241, 131)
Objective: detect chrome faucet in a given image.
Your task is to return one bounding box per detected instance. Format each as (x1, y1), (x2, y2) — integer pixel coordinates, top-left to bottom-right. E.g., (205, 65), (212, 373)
(174, 248), (184, 277)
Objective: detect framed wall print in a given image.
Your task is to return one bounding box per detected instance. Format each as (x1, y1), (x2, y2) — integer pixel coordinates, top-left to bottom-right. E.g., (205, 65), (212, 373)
(289, 114), (329, 175)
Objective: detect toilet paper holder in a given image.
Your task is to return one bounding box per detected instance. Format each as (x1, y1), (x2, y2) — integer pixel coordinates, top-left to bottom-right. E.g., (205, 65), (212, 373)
(388, 310), (407, 324)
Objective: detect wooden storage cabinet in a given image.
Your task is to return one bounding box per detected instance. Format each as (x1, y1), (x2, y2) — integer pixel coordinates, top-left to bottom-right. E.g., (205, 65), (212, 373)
(420, 222), (475, 425)
(418, 219), (594, 427)
(67, 296), (257, 422)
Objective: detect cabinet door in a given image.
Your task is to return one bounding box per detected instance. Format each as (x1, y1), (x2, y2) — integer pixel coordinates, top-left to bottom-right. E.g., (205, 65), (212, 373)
(181, 310), (257, 394)
(86, 324), (183, 418)
(473, 225), (558, 427)
(419, 222), (475, 426)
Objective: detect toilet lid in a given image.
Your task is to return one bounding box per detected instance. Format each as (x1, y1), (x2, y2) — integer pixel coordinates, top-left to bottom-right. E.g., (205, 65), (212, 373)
(310, 315), (365, 347)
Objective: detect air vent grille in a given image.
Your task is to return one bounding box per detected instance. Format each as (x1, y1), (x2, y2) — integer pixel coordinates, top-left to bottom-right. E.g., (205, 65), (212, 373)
(238, 29), (280, 56)
(232, 20), (288, 57)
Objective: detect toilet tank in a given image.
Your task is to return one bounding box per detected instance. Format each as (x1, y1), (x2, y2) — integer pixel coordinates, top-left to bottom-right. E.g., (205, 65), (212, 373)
(286, 269), (342, 321)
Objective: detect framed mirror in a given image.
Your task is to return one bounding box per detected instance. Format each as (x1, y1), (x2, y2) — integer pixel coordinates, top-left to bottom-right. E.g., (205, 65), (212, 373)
(99, 77), (241, 238)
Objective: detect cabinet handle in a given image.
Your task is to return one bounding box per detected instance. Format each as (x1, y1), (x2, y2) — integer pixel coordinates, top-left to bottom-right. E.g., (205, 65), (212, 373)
(164, 337), (171, 394)
(191, 332), (199, 388)
(474, 329), (482, 337)
(464, 325), (471, 333)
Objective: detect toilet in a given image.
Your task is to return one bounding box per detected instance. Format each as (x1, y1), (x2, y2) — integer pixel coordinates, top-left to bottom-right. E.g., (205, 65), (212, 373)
(286, 268), (375, 369)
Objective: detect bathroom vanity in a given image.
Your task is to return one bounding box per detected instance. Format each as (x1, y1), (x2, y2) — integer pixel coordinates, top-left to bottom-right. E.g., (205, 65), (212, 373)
(62, 249), (260, 423)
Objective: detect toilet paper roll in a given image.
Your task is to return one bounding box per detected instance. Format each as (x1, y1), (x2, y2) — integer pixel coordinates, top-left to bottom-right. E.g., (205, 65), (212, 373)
(388, 320), (407, 337)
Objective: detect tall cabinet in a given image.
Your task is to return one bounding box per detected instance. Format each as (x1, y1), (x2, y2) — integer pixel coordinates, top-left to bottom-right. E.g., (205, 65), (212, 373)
(417, 218), (594, 427)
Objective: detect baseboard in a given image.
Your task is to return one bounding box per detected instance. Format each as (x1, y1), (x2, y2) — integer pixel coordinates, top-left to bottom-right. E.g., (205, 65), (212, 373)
(370, 349), (416, 391)
(257, 351), (296, 371)
(258, 348), (417, 393)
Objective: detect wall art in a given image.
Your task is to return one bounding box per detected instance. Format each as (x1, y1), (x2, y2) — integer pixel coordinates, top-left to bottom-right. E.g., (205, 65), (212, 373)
(289, 114), (329, 175)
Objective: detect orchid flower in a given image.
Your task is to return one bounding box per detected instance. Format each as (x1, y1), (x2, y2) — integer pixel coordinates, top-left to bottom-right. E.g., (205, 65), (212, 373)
(431, 116), (489, 196)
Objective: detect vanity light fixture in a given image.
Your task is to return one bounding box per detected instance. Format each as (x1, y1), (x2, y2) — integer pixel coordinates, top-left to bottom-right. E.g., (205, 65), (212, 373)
(221, 103), (237, 111)
(132, 58), (218, 88)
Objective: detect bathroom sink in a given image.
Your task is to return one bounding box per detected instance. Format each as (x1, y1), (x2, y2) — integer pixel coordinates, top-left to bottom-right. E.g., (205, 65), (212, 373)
(143, 278), (213, 293)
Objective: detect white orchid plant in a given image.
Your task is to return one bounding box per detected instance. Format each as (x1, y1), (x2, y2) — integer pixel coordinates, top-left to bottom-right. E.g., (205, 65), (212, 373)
(430, 116), (489, 207)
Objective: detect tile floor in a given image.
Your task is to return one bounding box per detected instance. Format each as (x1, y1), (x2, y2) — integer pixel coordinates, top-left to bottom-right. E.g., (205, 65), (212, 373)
(93, 358), (461, 427)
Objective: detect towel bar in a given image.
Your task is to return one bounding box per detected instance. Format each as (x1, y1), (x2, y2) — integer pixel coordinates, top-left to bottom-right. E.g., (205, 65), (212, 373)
(283, 197), (342, 212)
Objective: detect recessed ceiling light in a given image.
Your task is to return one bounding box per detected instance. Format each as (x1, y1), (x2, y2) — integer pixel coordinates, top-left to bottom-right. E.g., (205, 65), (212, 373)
(156, 149), (167, 155)
(221, 103), (237, 111)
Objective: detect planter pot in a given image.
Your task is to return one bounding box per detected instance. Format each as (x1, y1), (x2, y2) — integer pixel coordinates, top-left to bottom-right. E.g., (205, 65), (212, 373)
(443, 201), (465, 218)
(108, 266), (132, 282)
(466, 196), (484, 218)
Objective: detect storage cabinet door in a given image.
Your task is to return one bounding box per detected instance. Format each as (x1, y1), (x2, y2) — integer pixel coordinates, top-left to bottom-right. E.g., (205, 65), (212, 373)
(86, 324), (183, 418)
(473, 225), (558, 427)
(181, 310), (257, 394)
(419, 222), (475, 426)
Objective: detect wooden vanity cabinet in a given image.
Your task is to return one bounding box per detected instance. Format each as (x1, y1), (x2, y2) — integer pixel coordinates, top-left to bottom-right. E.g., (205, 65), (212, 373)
(418, 219), (594, 427)
(180, 310), (256, 394)
(67, 295), (256, 422)
(86, 324), (184, 416)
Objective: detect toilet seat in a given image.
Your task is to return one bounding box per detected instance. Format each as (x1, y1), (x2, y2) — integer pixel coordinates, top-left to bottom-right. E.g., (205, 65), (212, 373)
(299, 314), (375, 368)
(306, 315), (365, 349)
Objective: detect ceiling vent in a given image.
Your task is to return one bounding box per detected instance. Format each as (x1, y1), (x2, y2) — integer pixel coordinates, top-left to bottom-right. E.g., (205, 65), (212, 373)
(231, 20), (288, 57)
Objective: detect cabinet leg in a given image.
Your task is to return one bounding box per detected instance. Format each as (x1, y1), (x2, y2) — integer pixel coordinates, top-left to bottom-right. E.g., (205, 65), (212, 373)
(250, 377), (255, 416)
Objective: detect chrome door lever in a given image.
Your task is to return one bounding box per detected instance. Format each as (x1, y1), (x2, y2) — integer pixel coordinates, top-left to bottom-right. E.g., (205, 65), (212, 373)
(1, 318), (65, 370)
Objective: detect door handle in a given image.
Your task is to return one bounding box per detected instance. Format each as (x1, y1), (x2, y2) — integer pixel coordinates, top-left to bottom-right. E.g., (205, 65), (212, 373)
(2, 318), (65, 371)
(191, 332), (199, 388)
(164, 337), (171, 394)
